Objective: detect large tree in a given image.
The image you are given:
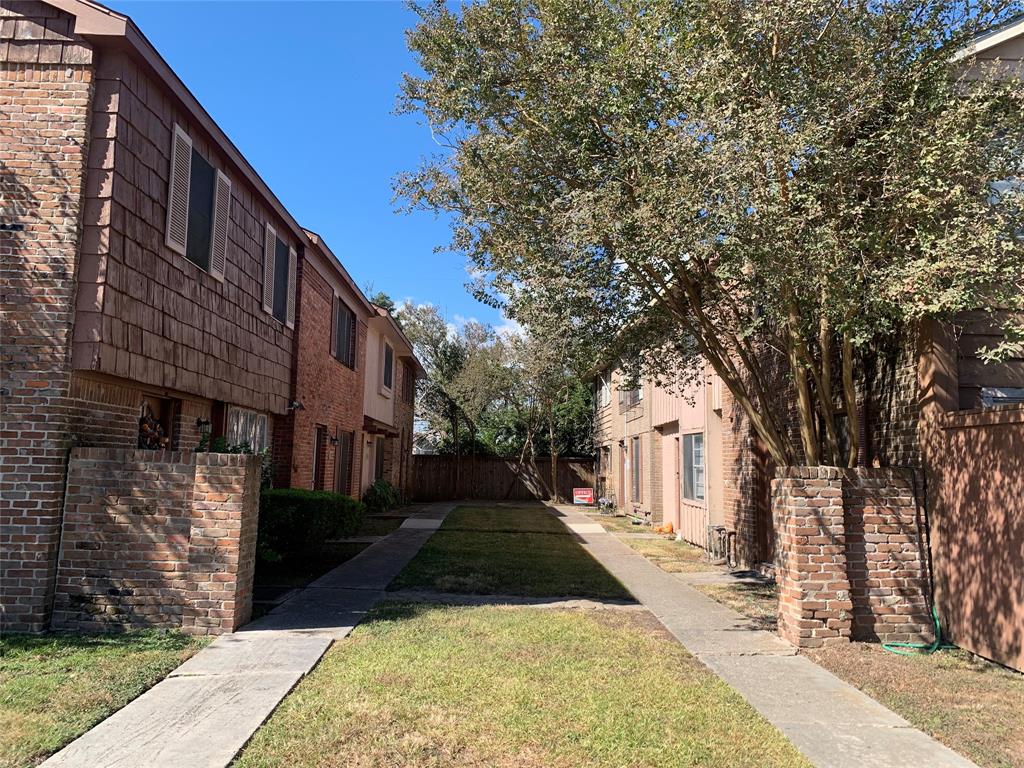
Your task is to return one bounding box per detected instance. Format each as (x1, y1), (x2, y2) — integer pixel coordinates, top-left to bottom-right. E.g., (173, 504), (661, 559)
(397, 0), (1024, 467)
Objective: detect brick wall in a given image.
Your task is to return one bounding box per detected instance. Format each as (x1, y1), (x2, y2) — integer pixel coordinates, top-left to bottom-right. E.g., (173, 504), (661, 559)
(0, 1), (94, 632)
(52, 448), (261, 635)
(773, 466), (932, 649)
(843, 468), (931, 643)
(281, 255), (366, 495)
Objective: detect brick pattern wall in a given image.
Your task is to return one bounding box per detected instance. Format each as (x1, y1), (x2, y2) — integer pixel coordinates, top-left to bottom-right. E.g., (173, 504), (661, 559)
(52, 448), (261, 635)
(0, 2), (93, 631)
(774, 467), (853, 648)
(720, 386), (760, 565)
(281, 255), (366, 495)
(71, 48), (295, 415)
(773, 466), (932, 649)
(843, 468), (931, 643)
(866, 330), (922, 469)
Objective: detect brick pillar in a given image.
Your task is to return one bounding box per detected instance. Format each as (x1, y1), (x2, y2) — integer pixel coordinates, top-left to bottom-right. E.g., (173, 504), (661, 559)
(0, 16), (95, 632)
(774, 467), (853, 648)
(843, 468), (933, 644)
(183, 453), (262, 634)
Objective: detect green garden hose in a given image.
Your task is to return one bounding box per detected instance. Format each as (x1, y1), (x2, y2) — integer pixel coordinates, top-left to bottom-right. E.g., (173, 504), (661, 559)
(881, 605), (956, 656)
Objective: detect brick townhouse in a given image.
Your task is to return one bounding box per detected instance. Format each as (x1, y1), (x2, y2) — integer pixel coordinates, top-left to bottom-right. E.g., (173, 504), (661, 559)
(360, 305), (422, 500)
(593, 23), (1024, 668)
(0, 0), (421, 633)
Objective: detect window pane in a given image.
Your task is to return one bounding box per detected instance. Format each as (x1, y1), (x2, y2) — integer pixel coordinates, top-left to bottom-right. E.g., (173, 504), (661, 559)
(273, 237), (289, 323)
(383, 345), (394, 388)
(631, 437), (641, 501)
(682, 435), (695, 500)
(185, 149), (215, 271)
(693, 434), (705, 500)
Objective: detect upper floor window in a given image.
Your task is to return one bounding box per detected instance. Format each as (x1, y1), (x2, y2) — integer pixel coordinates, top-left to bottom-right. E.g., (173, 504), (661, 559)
(381, 340), (395, 392)
(332, 297), (356, 368)
(165, 124), (231, 280)
(596, 372), (611, 408)
(620, 386), (642, 409)
(261, 223), (296, 329)
(401, 360), (415, 404)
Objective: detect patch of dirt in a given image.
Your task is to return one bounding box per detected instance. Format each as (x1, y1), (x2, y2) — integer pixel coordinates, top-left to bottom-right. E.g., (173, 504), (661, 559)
(806, 643), (1024, 768)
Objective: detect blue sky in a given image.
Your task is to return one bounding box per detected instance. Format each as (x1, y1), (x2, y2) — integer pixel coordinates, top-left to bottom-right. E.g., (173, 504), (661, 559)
(109, 0), (505, 331)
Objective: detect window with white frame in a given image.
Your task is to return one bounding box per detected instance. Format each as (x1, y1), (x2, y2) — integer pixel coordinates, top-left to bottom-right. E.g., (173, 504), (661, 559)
(597, 372), (611, 408)
(381, 339), (394, 392)
(165, 123), (231, 280)
(261, 223), (296, 329)
(630, 436), (642, 502)
(682, 432), (705, 501)
(225, 407), (268, 453)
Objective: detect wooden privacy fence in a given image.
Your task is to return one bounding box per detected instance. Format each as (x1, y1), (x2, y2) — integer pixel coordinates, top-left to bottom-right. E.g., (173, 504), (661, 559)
(411, 455), (595, 502)
(934, 404), (1024, 672)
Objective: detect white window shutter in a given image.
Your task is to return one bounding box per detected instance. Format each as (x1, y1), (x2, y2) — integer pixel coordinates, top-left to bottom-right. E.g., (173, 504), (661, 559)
(165, 123), (191, 255)
(286, 246), (297, 329)
(263, 223), (276, 315)
(208, 170), (231, 281)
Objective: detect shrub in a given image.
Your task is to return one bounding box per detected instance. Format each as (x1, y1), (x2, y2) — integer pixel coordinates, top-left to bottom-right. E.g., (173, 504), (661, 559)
(362, 479), (398, 514)
(259, 489), (364, 561)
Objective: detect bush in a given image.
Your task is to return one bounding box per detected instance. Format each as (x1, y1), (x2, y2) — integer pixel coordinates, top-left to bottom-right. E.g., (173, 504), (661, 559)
(362, 479), (399, 514)
(258, 489), (364, 561)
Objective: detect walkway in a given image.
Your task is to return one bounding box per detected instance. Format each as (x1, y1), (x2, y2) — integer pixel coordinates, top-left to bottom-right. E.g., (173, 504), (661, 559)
(550, 504), (977, 768)
(41, 503), (454, 768)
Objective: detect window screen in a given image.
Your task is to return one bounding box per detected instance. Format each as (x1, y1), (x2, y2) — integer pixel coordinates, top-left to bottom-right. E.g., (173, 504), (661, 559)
(334, 299), (356, 368)
(683, 433), (705, 501)
(382, 343), (394, 390)
(272, 236), (289, 323)
(185, 148), (215, 271)
(630, 436), (641, 502)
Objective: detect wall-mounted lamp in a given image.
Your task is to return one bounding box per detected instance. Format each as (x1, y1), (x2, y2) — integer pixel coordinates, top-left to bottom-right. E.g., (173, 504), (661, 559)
(195, 417), (212, 435)
(329, 436), (340, 446)
(288, 400), (305, 411)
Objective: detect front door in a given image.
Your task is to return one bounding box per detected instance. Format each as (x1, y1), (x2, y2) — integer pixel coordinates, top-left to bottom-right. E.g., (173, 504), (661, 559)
(753, 436), (776, 564)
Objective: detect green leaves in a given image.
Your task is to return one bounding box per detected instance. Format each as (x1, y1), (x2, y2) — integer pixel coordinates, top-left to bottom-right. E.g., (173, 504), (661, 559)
(398, 0), (1024, 462)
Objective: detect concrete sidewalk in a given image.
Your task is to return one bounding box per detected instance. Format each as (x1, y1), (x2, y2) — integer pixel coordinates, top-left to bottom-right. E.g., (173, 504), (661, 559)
(41, 503), (454, 768)
(551, 504), (977, 768)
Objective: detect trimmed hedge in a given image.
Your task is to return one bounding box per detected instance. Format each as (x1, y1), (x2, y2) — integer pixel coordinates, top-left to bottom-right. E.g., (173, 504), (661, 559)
(258, 489), (364, 561)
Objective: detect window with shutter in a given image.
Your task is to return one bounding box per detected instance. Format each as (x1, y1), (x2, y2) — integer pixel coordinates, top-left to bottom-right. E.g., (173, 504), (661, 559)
(381, 341), (394, 391)
(272, 238), (289, 323)
(333, 298), (356, 368)
(262, 223), (276, 315)
(166, 124), (230, 281)
(165, 124), (192, 255)
(286, 247), (297, 329)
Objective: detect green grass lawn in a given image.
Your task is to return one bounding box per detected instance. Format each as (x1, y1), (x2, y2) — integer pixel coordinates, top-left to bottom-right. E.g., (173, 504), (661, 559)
(233, 603), (811, 768)
(387, 506), (631, 599)
(0, 631), (207, 768)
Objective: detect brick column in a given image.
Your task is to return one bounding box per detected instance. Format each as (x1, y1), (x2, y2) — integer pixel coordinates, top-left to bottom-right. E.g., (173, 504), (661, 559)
(843, 468), (932, 644)
(183, 453), (262, 634)
(773, 467), (853, 648)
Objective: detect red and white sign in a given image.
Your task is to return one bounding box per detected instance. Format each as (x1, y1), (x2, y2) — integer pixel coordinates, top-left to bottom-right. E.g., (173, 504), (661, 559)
(572, 487), (595, 505)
